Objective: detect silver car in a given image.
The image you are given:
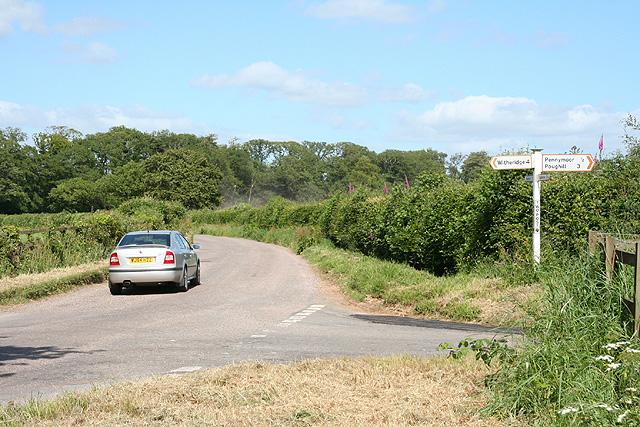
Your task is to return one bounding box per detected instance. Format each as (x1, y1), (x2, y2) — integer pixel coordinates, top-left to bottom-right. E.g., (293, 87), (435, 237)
(108, 230), (200, 295)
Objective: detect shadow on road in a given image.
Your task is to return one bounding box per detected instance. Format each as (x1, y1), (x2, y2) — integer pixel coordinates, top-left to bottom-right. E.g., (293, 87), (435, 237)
(114, 282), (202, 296)
(0, 342), (99, 377)
(351, 314), (521, 335)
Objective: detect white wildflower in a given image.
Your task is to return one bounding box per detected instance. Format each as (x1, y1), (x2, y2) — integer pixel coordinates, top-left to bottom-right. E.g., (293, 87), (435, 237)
(596, 355), (615, 362)
(594, 403), (616, 411)
(606, 363), (622, 371)
(604, 341), (631, 351)
(618, 411), (629, 423)
(625, 388), (638, 392)
(558, 406), (579, 415)
(624, 347), (640, 353)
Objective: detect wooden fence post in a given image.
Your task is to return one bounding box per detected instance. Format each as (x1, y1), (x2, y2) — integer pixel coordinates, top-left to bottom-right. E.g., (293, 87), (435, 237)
(605, 236), (617, 283)
(633, 242), (640, 337)
(588, 231), (598, 254)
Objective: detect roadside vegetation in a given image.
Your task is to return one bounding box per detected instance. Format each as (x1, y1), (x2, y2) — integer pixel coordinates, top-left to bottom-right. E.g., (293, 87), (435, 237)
(0, 355), (520, 427)
(1, 116), (640, 425)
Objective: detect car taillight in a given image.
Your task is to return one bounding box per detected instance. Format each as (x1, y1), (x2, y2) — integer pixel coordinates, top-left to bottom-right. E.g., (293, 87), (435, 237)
(164, 251), (175, 264)
(110, 253), (120, 266)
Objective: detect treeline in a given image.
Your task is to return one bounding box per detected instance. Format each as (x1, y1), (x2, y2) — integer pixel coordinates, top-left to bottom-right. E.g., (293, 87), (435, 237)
(189, 115), (640, 275)
(0, 125), (490, 214)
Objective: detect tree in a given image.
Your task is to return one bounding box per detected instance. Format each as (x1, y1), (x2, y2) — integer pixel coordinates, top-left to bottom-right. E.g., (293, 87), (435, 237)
(32, 126), (83, 155)
(84, 126), (153, 175)
(0, 127), (39, 214)
(48, 177), (103, 212)
(378, 149), (447, 186)
(461, 151), (490, 182)
(446, 152), (465, 179)
(97, 161), (147, 208)
(142, 149), (224, 209)
(326, 142), (381, 193)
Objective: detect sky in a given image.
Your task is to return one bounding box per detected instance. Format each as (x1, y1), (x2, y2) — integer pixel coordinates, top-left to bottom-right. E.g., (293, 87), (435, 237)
(1, 0), (639, 158)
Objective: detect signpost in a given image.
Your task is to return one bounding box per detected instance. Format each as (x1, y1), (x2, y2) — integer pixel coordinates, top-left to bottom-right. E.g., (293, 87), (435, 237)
(542, 154), (595, 172)
(490, 155), (532, 170)
(490, 149), (595, 264)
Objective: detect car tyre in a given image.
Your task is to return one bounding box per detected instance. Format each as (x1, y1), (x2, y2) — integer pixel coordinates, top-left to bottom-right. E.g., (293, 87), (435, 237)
(191, 262), (201, 286)
(177, 267), (189, 292)
(109, 278), (122, 295)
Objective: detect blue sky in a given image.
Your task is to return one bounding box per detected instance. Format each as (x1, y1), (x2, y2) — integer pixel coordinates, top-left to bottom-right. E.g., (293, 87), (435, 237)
(1, 0), (638, 158)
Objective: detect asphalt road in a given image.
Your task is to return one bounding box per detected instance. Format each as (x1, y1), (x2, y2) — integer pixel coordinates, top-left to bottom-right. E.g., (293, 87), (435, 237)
(0, 235), (511, 404)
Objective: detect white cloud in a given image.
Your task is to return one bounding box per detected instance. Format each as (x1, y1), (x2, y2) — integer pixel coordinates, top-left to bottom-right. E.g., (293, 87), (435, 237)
(0, 100), (46, 125)
(305, 0), (418, 24)
(0, 0), (47, 36)
(0, 101), (213, 136)
(391, 95), (629, 155)
(427, 0), (447, 14)
(55, 14), (127, 36)
(191, 61), (368, 107)
(379, 83), (438, 103)
(535, 30), (571, 49)
(56, 40), (118, 64)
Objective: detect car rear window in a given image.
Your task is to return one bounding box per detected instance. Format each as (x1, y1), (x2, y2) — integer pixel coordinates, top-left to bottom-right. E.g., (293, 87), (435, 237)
(119, 234), (170, 247)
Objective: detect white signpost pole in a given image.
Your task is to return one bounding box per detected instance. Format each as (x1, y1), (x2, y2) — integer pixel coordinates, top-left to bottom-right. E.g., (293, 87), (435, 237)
(531, 149), (543, 264)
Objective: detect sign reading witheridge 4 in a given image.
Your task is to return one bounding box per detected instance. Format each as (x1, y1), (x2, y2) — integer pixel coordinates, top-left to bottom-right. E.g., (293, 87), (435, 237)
(489, 154), (532, 170)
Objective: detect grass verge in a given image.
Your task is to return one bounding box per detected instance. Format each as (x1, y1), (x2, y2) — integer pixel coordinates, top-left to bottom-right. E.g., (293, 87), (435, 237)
(0, 263), (108, 306)
(0, 355), (527, 427)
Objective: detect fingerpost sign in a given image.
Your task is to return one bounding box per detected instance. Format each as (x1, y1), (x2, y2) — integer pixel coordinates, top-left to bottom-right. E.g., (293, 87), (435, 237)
(490, 149), (595, 264)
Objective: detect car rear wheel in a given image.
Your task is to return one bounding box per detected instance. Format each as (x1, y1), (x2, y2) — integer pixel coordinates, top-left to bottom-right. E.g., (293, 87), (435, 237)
(191, 262), (201, 286)
(176, 267), (189, 292)
(109, 278), (122, 295)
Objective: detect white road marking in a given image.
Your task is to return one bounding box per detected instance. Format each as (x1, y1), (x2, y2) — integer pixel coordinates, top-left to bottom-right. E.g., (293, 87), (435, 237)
(169, 366), (202, 374)
(277, 304), (325, 327)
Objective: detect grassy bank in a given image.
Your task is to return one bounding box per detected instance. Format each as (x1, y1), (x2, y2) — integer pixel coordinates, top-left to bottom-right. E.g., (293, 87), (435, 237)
(0, 261), (108, 306)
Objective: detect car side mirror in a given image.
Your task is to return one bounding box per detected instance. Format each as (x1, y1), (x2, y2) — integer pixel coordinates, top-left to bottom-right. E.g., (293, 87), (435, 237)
(192, 244), (200, 249)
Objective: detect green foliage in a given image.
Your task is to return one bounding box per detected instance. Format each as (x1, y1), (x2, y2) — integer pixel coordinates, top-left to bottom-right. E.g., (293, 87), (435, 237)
(48, 177), (103, 213)
(117, 197), (186, 230)
(0, 127), (39, 214)
(486, 256), (640, 425)
(143, 149), (224, 209)
(438, 337), (513, 367)
(0, 225), (22, 272)
(75, 213), (125, 248)
(0, 199), (190, 278)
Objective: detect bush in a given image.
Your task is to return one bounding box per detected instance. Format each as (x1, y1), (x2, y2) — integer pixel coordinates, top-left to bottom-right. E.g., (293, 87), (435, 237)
(116, 197), (186, 229)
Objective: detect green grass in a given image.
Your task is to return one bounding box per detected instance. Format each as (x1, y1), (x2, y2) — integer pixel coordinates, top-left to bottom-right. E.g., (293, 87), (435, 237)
(484, 256), (640, 425)
(0, 267), (108, 306)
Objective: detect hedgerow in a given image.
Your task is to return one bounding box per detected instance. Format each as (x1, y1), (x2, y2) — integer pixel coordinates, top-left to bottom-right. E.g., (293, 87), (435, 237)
(0, 198), (188, 278)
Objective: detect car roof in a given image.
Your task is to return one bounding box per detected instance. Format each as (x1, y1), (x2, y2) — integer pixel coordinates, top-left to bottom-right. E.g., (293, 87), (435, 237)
(124, 230), (174, 235)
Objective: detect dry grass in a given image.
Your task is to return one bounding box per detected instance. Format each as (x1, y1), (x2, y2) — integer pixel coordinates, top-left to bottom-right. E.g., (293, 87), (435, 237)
(432, 278), (539, 326)
(317, 273), (538, 327)
(4, 355), (528, 426)
(0, 260), (107, 293)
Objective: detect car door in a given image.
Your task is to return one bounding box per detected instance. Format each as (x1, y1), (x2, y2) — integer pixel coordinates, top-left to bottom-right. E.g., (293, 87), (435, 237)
(176, 232), (196, 277)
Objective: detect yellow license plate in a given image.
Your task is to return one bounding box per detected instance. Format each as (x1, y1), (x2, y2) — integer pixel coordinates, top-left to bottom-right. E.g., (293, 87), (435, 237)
(130, 257), (154, 263)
